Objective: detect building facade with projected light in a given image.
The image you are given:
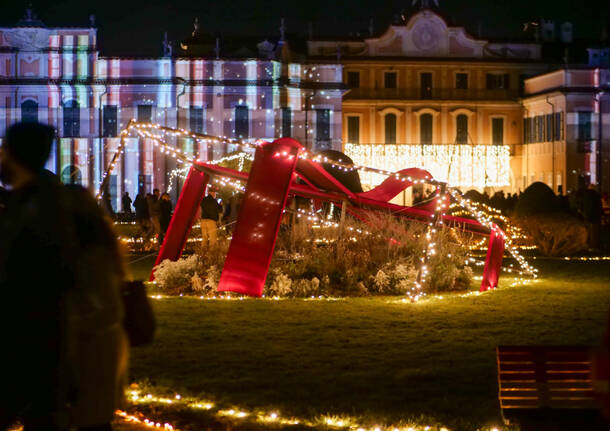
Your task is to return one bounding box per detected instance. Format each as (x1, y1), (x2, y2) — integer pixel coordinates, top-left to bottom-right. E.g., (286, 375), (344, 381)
(308, 8), (554, 197)
(0, 10), (344, 210)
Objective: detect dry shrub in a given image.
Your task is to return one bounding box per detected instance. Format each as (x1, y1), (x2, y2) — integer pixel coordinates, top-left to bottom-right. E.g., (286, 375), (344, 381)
(269, 211), (472, 296)
(154, 211), (474, 296)
(515, 214), (588, 256)
(153, 241), (228, 295)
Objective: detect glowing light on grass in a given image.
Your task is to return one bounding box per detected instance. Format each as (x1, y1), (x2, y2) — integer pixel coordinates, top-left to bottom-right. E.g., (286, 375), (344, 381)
(124, 387), (456, 431)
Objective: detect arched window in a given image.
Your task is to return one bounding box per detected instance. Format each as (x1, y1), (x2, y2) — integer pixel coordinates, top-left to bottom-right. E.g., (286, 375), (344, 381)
(63, 100), (80, 137)
(21, 100), (38, 123)
(420, 113), (433, 145)
(456, 114), (468, 144)
(61, 165), (82, 185)
(385, 113), (396, 144)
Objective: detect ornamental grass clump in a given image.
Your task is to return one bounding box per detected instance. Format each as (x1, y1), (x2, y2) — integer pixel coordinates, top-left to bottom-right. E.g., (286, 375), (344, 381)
(267, 211), (474, 296)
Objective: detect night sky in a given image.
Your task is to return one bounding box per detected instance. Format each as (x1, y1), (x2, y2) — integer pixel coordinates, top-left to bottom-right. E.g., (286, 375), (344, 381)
(1, 0), (609, 56)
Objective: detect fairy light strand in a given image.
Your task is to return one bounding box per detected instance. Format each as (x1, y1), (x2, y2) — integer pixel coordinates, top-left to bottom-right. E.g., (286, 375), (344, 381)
(100, 122), (536, 280)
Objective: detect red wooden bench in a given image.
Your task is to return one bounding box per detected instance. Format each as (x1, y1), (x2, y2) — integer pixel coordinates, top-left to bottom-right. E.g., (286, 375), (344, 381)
(496, 346), (608, 430)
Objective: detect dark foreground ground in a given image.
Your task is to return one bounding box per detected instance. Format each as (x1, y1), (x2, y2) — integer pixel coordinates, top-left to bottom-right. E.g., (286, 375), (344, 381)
(120, 257), (610, 431)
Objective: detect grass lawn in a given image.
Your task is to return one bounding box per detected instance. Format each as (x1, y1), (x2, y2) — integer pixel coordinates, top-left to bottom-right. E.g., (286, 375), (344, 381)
(125, 257), (610, 431)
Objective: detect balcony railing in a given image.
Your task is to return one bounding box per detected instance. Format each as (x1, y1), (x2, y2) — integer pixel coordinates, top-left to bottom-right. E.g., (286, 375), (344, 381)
(344, 87), (520, 101)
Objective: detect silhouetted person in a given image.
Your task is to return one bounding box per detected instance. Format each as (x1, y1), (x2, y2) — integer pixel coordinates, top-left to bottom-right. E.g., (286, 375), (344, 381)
(582, 185), (603, 249)
(200, 188), (222, 248)
(121, 192), (132, 214)
(0, 122), (78, 430)
(0, 123), (128, 431)
(158, 192), (173, 244)
(149, 188), (162, 243)
(224, 195), (241, 233)
(133, 190), (151, 239)
(61, 185), (128, 431)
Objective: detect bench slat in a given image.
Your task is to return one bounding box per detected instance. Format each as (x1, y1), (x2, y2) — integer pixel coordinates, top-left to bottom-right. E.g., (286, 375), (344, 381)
(501, 380), (592, 389)
(499, 363), (591, 372)
(498, 352), (591, 362)
(501, 399), (541, 408)
(497, 345), (596, 412)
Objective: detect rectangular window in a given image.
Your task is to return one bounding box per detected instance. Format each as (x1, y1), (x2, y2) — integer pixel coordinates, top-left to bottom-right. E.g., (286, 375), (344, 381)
(235, 106), (249, 138)
(556, 112), (564, 140)
(384, 72), (397, 89)
(137, 105), (153, 123)
(536, 115), (544, 142)
(578, 111), (592, 140)
(546, 114), (554, 141)
(63, 101), (80, 138)
(420, 72), (432, 98)
(281, 107), (291, 137)
(455, 73), (468, 89)
(316, 109), (331, 148)
(523, 118), (529, 144)
(102, 105), (118, 137)
(347, 116), (360, 144)
(347, 71), (360, 89)
(189, 106), (205, 134)
(492, 118), (504, 145)
(486, 73), (510, 89)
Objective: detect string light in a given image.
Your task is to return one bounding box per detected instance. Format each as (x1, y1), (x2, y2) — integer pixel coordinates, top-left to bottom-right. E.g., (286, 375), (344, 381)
(101, 122), (536, 286)
(448, 189), (537, 278)
(344, 143), (510, 188)
(124, 387), (486, 431)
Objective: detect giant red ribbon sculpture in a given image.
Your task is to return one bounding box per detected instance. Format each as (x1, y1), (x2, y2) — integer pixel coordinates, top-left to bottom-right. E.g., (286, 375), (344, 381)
(152, 138), (505, 296)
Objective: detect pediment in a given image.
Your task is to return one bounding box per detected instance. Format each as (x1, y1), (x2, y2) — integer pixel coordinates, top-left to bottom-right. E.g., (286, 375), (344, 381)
(364, 10), (486, 58)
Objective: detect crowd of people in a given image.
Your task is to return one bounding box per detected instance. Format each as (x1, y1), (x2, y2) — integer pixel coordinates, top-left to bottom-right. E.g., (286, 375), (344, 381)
(98, 188), (174, 247)
(108, 184), (241, 250)
(131, 189), (173, 245)
(0, 122), (128, 430)
(464, 186), (609, 225)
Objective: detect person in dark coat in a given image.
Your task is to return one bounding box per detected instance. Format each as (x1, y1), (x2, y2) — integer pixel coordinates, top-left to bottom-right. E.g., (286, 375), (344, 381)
(0, 122), (79, 430)
(158, 192), (173, 244)
(133, 190), (151, 239)
(121, 192), (132, 214)
(149, 189), (162, 243)
(200, 188), (222, 248)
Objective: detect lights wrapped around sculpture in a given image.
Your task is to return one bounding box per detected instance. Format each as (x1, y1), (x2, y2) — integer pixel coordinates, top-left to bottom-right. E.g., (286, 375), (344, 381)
(344, 143), (510, 188)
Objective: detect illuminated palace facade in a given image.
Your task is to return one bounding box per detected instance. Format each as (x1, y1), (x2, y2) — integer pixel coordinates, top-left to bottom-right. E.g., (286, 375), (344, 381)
(0, 12), (343, 208)
(309, 8), (609, 195)
(522, 68), (610, 194)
